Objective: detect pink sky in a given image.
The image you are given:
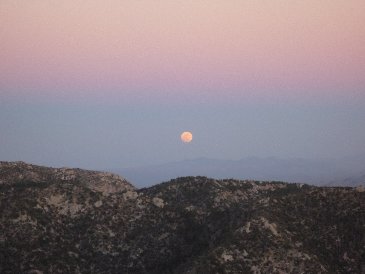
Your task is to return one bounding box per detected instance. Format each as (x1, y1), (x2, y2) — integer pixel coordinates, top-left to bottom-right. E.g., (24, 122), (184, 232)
(1, 0), (364, 103)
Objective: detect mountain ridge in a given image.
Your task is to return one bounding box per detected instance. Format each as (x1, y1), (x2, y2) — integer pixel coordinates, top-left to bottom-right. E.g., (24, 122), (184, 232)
(1, 161), (364, 273)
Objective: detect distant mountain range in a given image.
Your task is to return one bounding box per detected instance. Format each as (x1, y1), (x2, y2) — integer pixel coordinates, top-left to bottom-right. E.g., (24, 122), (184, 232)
(1, 161), (364, 273)
(111, 156), (365, 188)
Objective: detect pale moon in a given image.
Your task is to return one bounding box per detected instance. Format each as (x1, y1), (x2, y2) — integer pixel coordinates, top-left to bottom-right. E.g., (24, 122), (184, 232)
(180, 131), (193, 143)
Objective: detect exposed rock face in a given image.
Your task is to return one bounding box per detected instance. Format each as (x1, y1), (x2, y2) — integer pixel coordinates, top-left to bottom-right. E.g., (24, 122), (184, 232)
(0, 162), (364, 273)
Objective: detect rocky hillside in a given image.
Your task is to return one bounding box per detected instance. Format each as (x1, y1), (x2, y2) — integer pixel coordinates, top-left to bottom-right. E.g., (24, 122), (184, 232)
(1, 162), (364, 273)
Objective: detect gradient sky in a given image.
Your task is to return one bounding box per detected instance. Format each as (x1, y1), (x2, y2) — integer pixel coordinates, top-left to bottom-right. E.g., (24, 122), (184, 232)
(1, 1), (365, 169)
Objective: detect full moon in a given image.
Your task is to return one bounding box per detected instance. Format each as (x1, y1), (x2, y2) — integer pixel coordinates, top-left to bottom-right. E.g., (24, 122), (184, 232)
(180, 131), (193, 143)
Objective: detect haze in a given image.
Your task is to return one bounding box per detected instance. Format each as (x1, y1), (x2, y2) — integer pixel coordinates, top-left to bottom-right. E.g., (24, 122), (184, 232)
(1, 1), (364, 171)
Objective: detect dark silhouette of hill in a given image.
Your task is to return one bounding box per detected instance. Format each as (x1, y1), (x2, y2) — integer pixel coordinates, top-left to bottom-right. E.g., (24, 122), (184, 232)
(1, 161), (364, 273)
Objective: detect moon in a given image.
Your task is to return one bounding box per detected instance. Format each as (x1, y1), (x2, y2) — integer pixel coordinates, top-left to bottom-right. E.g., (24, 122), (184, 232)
(180, 131), (193, 143)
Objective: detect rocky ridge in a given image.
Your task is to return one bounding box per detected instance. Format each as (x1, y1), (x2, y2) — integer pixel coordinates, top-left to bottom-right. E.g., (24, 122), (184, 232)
(0, 162), (364, 273)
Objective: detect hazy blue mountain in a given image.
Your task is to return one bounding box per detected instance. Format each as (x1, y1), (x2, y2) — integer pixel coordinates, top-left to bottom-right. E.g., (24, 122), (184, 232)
(328, 174), (365, 187)
(110, 156), (365, 188)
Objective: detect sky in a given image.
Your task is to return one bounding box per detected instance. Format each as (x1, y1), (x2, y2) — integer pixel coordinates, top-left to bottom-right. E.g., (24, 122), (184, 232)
(1, 0), (365, 169)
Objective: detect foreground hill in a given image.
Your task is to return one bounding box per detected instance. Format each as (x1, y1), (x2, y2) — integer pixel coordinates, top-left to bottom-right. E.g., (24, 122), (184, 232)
(1, 162), (364, 273)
